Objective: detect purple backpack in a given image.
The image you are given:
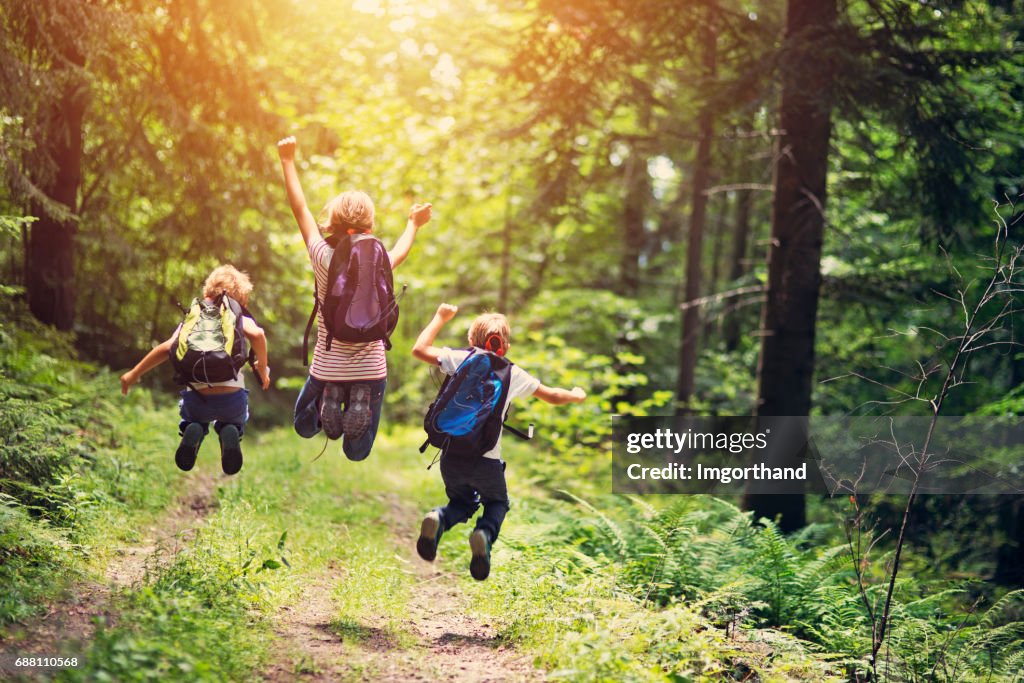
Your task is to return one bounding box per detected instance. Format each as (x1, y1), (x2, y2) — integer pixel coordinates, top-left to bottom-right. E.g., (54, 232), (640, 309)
(302, 234), (399, 364)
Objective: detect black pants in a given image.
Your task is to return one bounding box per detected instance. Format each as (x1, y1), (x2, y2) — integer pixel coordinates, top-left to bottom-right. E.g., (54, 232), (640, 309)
(435, 453), (510, 542)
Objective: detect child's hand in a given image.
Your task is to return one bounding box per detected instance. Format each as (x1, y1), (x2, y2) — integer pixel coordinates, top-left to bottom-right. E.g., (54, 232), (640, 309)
(569, 387), (587, 403)
(408, 202), (432, 228)
(436, 303), (458, 322)
(277, 135), (297, 162)
(120, 371), (137, 396)
(257, 365), (271, 390)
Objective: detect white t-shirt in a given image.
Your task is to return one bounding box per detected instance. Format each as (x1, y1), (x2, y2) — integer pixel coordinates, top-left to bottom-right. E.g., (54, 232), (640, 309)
(437, 347), (541, 460)
(307, 236), (388, 382)
(189, 371), (245, 391)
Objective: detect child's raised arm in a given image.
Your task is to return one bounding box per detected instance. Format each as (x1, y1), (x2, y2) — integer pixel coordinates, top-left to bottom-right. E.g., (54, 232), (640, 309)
(532, 384), (587, 405)
(242, 317), (271, 390)
(276, 136), (320, 247)
(412, 303), (457, 365)
(120, 335), (175, 395)
(389, 202), (432, 269)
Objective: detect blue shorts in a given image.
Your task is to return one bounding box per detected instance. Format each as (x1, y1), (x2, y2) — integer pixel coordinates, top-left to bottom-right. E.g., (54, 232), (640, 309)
(293, 376), (386, 461)
(178, 389), (249, 436)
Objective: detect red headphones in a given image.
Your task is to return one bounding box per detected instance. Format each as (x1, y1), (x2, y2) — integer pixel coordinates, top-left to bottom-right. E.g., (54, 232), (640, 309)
(485, 334), (506, 356)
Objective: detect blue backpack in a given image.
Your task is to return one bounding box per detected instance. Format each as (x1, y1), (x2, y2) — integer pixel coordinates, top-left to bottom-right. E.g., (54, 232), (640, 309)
(421, 349), (516, 457)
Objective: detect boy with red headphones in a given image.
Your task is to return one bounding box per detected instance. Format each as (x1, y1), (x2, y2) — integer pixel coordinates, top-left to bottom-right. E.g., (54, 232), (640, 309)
(411, 303), (586, 580)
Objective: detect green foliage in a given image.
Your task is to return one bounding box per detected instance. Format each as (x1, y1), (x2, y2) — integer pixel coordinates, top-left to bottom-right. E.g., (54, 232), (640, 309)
(0, 215), (33, 239)
(0, 498), (74, 625)
(2, 0), (1024, 678)
(0, 298), (118, 524)
(520, 492), (1024, 682)
(0, 297), (178, 627)
(473, 495), (840, 681)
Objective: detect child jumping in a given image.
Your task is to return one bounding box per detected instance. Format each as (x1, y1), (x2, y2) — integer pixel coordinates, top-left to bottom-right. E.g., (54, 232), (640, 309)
(120, 265), (271, 475)
(277, 135), (431, 461)
(412, 303), (586, 580)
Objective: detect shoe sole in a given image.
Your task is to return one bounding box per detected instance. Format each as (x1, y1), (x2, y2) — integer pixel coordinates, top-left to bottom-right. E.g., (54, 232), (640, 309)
(321, 384), (346, 440)
(416, 513), (441, 562)
(341, 384), (372, 440)
(175, 423), (204, 471)
(469, 530), (490, 581)
(220, 425), (243, 475)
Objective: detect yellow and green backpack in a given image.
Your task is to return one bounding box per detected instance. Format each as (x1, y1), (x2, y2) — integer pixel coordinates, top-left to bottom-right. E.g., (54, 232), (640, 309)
(169, 293), (254, 387)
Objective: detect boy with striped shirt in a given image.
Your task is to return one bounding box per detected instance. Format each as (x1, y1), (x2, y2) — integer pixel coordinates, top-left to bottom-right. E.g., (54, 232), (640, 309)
(277, 135), (431, 460)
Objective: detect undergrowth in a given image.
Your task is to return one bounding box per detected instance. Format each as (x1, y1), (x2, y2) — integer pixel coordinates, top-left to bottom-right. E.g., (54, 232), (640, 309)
(474, 481), (1024, 682)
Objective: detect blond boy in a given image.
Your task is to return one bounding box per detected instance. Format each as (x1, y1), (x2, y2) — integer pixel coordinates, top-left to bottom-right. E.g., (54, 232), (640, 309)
(120, 265), (270, 475)
(411, 303), (585, 580)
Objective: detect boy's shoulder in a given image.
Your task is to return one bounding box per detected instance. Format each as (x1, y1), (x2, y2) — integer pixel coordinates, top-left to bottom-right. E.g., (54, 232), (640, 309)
(438, 347), (539, 393)
(437, 346), (473, 374)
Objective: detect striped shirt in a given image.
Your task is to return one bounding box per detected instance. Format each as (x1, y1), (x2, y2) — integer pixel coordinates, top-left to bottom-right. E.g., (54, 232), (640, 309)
(307, 236), (387, 382)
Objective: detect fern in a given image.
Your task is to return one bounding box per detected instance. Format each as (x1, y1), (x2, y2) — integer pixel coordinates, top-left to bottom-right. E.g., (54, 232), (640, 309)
(559, 490), (628, 559)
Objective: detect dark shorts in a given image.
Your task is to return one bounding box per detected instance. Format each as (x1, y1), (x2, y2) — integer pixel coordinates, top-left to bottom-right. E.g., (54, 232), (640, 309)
(178, 389), (249, 436)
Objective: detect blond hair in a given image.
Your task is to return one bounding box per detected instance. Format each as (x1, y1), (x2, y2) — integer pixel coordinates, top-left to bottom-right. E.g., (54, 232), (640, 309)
(203, 265), (253, 305)
(319, 190), (375, 235)
(467, 313), (511, 352)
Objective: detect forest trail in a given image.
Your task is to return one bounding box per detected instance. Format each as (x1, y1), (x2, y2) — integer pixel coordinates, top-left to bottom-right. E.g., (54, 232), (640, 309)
(0, 472), (218, 673)
(264, 497), (539, 683)
(107, 472), (219, 588)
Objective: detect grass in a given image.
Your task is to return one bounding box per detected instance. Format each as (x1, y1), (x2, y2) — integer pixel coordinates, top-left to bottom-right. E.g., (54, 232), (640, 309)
(0, 296), (852, 680)
(11, 379), (1008, 682)
(461, 441), (843, 682)
(9, 401), (845, 682)
(43, 410), (449, 681)
(0, 326), (849, 683)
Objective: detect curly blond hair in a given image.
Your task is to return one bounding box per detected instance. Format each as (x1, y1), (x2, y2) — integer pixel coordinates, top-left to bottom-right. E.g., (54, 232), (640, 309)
(319, 190), (375, 235)
(203, 265), (253, 305)
(467, 313), (510, 352)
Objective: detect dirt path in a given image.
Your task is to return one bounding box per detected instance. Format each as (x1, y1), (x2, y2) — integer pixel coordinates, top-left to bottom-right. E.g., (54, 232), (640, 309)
(263, 502), (540, 683)
(0, 472), (219, 677)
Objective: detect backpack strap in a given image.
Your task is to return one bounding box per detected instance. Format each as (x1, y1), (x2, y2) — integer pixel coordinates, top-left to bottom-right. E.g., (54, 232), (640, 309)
(419, 353), (461, 453)
(502, 422), (533, 440)
(238, 302), (258, 324)
(236, 301), (260, 374)
(378, 282), (406, 352)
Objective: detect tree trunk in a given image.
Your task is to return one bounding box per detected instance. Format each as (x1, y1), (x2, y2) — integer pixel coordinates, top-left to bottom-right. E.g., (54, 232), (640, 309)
(724, 188), (754, 350)
(26, 48), (87, 330)
(703, 192), (730, 345)
(675, 14), (717, 412)
(619, 150), (648, 297)
(744, 0), (836, 532)
(995, 497), (1024, 586)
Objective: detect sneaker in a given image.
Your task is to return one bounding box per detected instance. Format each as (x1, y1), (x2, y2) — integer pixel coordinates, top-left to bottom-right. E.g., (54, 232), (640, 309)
(416, 510), (444, 562)
(341, 383), (372, 440)
(469, 528), (492, 581)
(320, 383), (346, 440)
(219, 424), (243, 475)
(175, 423), (205, 471)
